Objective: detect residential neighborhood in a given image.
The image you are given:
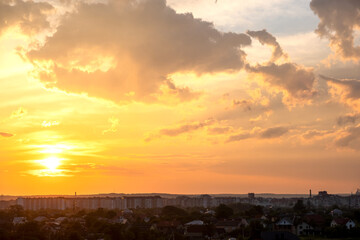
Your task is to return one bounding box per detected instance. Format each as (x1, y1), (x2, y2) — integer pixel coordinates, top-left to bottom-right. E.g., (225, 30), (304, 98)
(0, 193), (359, 239)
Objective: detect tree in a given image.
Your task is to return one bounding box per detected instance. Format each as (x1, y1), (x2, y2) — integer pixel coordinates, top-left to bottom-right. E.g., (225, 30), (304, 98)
(215, 204), (233, 219)
(245, 205), (263, 218)
(293, 200), (306, 214)
(8, 205), (24, 217)
(248, 220), (264, 239)
(161, 206), (188, 220)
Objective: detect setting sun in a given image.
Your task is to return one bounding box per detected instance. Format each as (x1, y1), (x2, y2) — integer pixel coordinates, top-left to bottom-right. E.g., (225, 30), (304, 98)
(39, 156), (62, 172)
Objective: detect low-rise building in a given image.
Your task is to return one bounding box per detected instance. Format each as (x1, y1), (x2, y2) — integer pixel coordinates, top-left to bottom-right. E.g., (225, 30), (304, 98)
(331, 218), (356, 229)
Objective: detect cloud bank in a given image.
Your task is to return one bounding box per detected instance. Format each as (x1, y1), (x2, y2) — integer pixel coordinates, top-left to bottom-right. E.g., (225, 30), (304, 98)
(310, 0), (360, 60)
(0, 0), (53, 36)
(27, 0), (251, 103)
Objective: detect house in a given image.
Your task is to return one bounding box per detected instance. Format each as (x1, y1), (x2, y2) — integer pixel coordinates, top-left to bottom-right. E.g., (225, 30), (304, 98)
(185, 220), (204, 226)
(13, 217), (27, 225)
(34, 216), (48, 222)
(111, 216), (128, 224)
(276, 217), (296, 234)
(330, 209), (343, 217)
(331, 218), (356, 229)
(296, 222), (314, 236)
(261, 231), (300, 240)
(55, 217), (67, 224)
(215, 220), (241, 233)
(155, 220), (181, 234)
(204, 209), (215, 215)
(184, 225), (205, 239)
(184, 220), (205, 239)
(122, 209), (133, 215)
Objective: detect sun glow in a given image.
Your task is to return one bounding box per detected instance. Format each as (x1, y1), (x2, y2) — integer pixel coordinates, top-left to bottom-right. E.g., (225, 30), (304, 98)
(40, 156), (62, 171)
(38, 144), (72, 154)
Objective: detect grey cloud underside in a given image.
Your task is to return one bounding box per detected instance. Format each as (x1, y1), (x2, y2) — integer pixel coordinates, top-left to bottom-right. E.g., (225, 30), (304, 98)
(260, 127), (289, 139)
(320, 75), (360, 99)
(227, 127), (289, 142)
(245, 29), (316, 100)
(246, 63), (316, 99)
(310, 0), (360, 59)
(159, 119), (215, 137)
(336, 126), (360, 149)
(247, 29), (286, 61)
(0, 0), (53, 35)
(337, 114), (360, 126)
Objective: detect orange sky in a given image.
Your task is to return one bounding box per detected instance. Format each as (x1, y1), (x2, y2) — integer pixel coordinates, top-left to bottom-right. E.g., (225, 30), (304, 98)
(1, 0), (360, 195)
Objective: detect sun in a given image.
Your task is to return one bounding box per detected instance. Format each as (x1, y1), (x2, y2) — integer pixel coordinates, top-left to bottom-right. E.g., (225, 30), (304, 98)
(39, 156), (62, 172)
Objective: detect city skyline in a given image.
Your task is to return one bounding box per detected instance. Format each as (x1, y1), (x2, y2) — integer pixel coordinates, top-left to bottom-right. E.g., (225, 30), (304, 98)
(1, 0), (360, 195)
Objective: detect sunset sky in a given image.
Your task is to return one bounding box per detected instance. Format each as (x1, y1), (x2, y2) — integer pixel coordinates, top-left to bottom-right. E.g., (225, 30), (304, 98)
(1, 0), (360, 195)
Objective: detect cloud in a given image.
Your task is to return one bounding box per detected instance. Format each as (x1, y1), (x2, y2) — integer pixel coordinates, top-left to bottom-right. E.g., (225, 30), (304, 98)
(102, 117), (119, 135)
(0, 0), (53, 36)
(0, 132), (14, 137)
(232, 99), (253, 111)
(26, 0), (251, 103)
(247, 29), (287, 62)
(321, 75), (360, 111)
(259, 126), (288, 138)
(10, 107), (27, 119)
(226, 126), (289, 142)
(160, 79), (201, 102)
(226, 133), (251, 142)
(302, 129), (332, 139)
(337, 113), (360, 126)
(335, 126), (360, 149)
(41, 120), (60, 128)
(246, 30), (316, 105)
(310, 0), (360, 60)
(207, 126), (232, 135)
(159, 119), (215, 137)
(247, 63), (316, 100)
(145, 119), (215, 141)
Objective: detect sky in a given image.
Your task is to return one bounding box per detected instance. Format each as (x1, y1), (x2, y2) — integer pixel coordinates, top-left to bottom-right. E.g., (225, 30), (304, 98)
(1, 0), (360, 195)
